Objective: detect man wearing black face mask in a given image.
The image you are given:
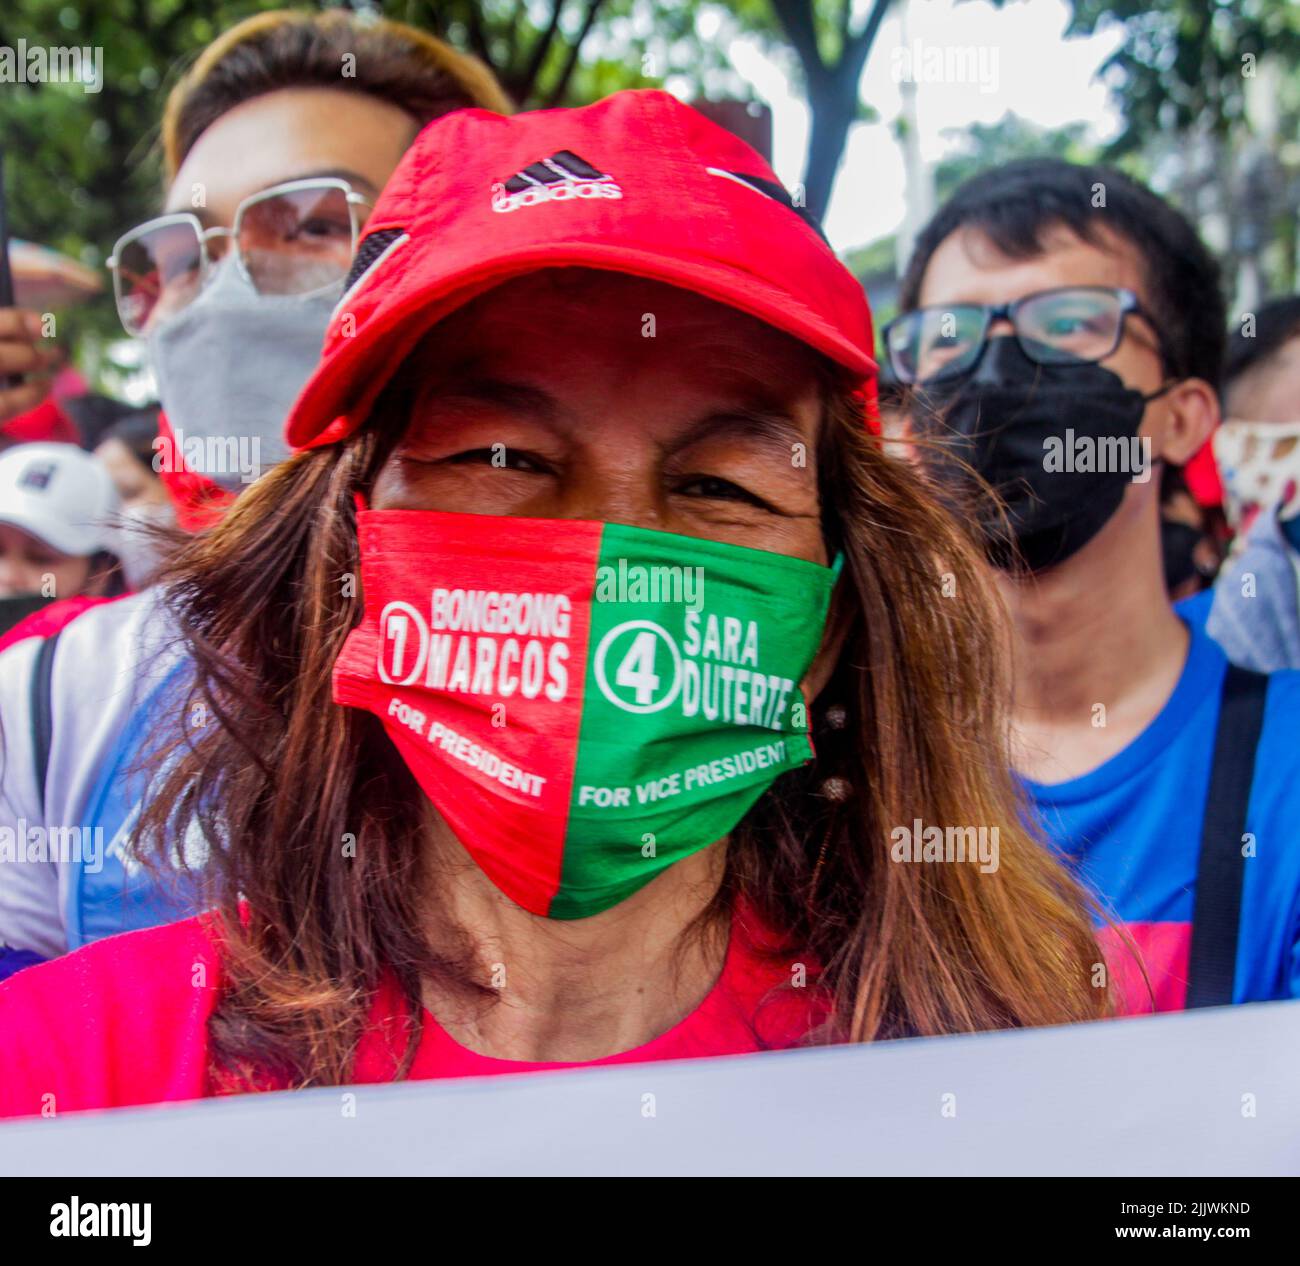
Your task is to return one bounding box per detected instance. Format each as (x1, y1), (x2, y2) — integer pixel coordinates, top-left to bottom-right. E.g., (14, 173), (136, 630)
(892, 159), (1300, 1014)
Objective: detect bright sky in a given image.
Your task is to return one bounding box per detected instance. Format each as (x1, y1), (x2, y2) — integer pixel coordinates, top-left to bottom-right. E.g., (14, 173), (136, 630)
(724, 0), (1126, 254)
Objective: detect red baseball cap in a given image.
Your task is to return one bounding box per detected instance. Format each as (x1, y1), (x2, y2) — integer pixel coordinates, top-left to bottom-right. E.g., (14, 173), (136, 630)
(285, 89), (877, 451)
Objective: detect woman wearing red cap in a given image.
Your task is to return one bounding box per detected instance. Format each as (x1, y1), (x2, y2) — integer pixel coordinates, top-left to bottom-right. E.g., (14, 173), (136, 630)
(0, 92), (1115, 1115)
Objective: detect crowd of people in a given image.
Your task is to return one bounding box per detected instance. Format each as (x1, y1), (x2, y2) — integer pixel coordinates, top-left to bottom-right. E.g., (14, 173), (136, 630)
(0, 8), (1298, 1119)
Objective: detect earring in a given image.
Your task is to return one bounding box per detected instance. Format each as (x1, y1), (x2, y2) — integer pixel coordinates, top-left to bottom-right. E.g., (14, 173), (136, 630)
(823, 703), (848, 731)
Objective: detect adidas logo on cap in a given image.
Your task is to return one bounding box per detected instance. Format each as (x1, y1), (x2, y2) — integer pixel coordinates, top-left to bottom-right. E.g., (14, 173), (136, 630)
(491, 150), (622, 214)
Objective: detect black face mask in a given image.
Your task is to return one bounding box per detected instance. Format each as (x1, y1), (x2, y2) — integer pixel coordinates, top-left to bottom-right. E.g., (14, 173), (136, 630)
(915, 337), (1165, 573)
(1161, 520), (1203, 594)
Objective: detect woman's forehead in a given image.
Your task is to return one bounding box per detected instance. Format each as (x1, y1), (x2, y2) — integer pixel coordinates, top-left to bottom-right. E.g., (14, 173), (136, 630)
(414, 269), (826, 386)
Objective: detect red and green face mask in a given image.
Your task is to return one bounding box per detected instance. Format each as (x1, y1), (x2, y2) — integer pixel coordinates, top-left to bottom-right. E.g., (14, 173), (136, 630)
(334, 508), (842, 919)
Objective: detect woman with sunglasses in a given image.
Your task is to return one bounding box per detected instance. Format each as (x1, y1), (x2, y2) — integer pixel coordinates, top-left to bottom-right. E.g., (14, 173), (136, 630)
(0, 10), (509, 979)
(0, 95), (1112, 1115)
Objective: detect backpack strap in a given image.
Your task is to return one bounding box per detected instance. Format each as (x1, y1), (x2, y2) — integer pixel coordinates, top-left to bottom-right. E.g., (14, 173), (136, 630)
(29, 629), (61, 820)
(1185, 663), (1269, 1008)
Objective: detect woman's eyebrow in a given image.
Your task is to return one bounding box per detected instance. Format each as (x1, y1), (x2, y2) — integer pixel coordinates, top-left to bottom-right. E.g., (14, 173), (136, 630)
(671, 406), (808, 460)
(433, 376), (562, 424)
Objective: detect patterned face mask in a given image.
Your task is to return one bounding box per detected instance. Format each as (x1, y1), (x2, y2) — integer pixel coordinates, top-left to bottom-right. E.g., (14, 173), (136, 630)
(1214, 418), (1300, 536)
(333, 507), (841, 919)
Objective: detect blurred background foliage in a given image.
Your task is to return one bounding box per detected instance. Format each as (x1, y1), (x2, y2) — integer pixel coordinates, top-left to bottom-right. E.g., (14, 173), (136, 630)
(0, 0), (1296, 383)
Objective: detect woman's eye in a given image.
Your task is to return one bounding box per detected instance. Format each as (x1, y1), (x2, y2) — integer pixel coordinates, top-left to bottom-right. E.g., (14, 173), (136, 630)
(444, 447), (549, 474)
(676, 474), (766, 507)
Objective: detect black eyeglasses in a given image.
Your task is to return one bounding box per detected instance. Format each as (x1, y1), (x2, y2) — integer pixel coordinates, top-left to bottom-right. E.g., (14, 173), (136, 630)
(882, 286), (1167, 385)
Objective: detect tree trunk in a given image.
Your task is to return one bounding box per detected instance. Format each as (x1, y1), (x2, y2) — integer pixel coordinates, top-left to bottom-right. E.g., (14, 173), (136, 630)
(773, 0), (892, 225)
(802, 75), (856, 222)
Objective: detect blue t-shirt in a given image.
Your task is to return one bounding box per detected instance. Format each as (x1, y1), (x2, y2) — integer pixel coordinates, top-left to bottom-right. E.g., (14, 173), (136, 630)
(1176, 586), (1212, 632)
(1025, 616), (1300, 1011)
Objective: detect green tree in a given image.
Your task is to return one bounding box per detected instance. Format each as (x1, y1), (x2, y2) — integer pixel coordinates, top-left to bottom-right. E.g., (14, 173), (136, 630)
(933, 113), (1100, 204)
(765, 0), (889, 221)
(1065, 0), (1300, 295)
(399, 0), (737, 107)
(723, 0), (890, 222)
(0, 0), (311, 350)
(1065, 0), (1299, 149)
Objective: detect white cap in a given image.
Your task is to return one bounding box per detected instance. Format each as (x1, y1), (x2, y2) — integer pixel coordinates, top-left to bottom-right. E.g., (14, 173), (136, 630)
(0, 442), (119, 557)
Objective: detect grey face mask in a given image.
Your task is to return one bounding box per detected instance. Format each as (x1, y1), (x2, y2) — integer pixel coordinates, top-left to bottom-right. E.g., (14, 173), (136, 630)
(147, 255), (341, 492)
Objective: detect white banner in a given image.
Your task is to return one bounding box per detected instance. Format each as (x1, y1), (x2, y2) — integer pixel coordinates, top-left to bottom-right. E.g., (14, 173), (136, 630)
(3, 998), (1298, 1176)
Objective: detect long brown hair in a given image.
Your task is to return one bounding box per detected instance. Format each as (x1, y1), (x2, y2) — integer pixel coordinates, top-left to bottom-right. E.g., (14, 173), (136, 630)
(134, 354), (1113, 1089)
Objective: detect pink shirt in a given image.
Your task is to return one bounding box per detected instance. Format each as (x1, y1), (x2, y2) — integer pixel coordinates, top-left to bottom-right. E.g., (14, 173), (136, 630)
(0, 903), (826, 1119)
